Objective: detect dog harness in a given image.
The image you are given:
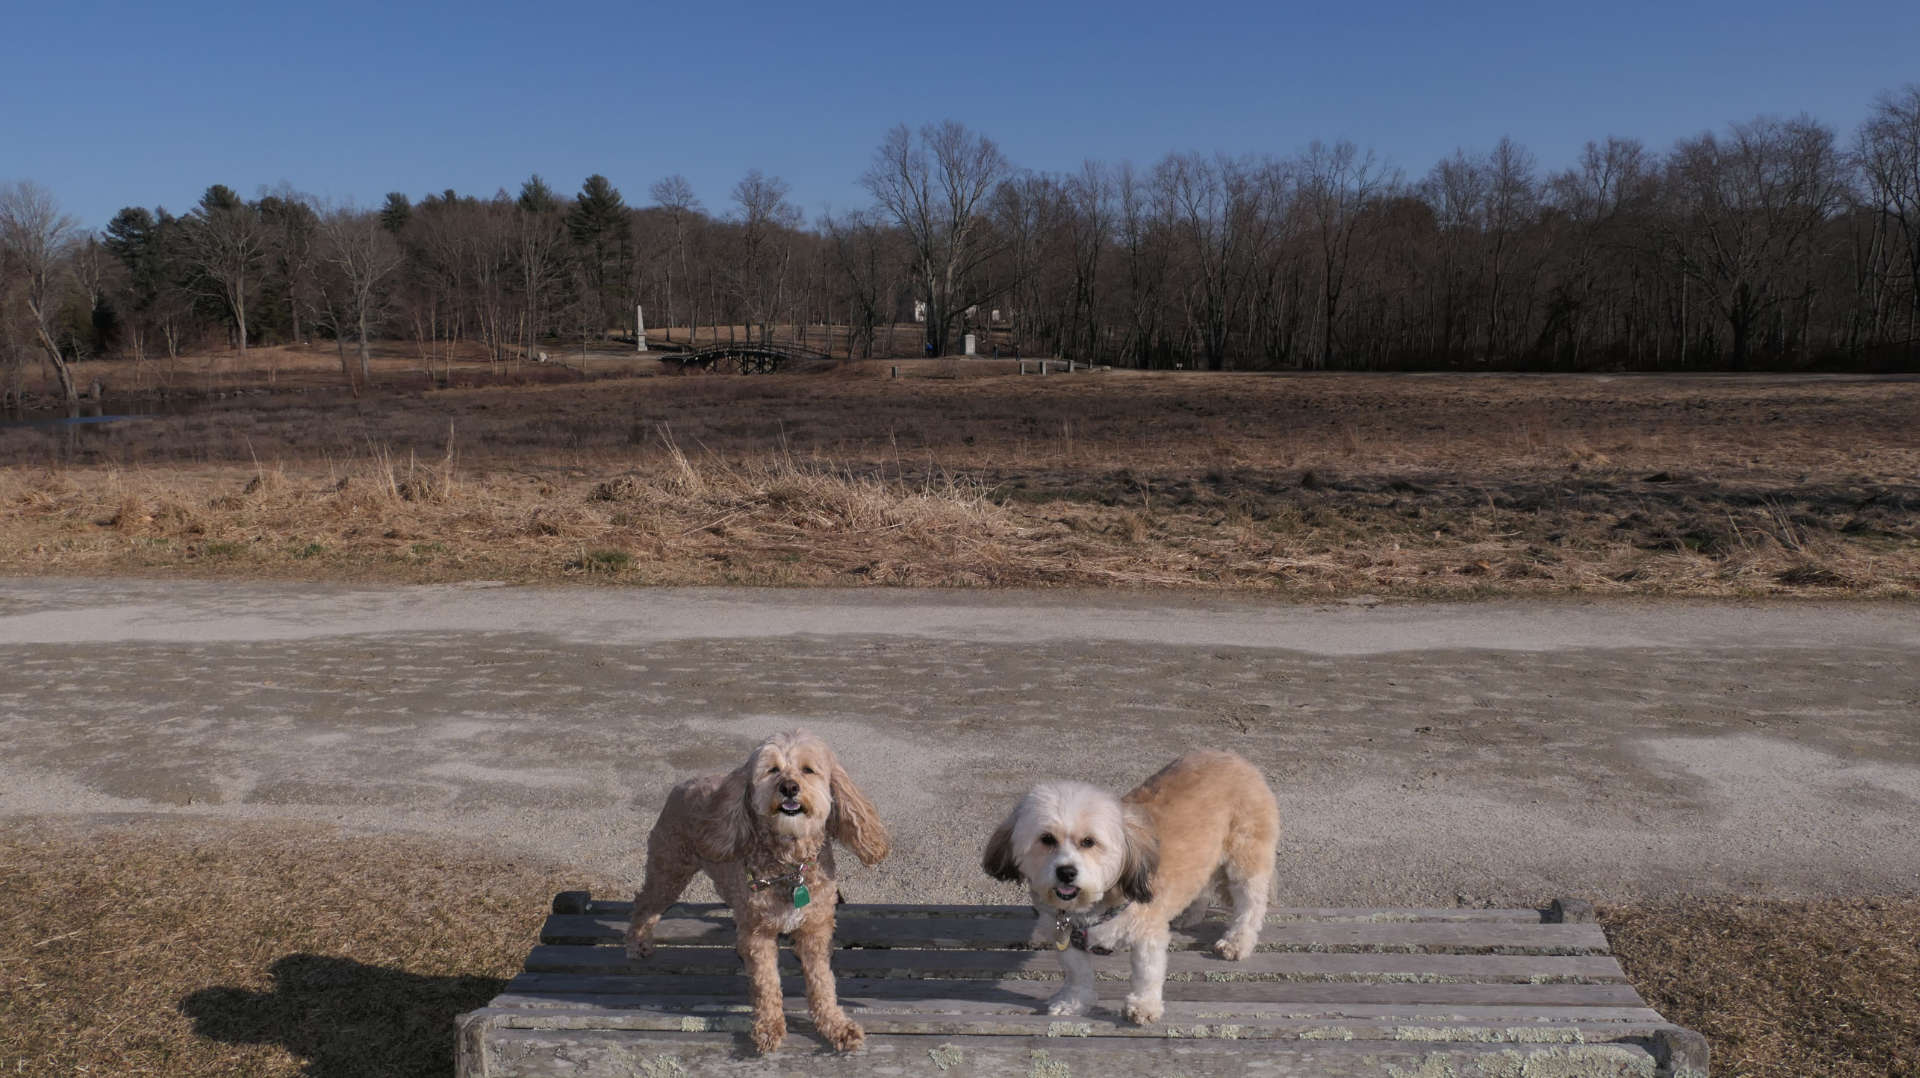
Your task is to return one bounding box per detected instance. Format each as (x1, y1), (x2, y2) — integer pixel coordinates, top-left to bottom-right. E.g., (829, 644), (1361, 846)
(1045, 902), (1130, 954)
(748, 861), (811, 908)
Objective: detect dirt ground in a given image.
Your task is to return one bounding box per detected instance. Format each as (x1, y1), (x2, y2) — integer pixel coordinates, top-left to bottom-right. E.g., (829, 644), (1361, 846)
(4, 356), (1919, 1074)
(2, 581), (1918, 1074)
(3, 358), (1917, 597)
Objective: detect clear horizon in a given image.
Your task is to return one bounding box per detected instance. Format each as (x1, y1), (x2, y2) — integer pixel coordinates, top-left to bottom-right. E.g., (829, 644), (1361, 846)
(6, 0), (1919, 229)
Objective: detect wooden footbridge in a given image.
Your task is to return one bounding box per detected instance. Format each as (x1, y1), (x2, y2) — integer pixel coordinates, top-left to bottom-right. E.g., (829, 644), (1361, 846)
(661, 343), (835, 374)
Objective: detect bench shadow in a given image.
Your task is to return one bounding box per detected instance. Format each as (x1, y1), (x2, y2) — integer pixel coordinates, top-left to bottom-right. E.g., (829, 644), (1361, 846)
(181, 953), (505, 1077)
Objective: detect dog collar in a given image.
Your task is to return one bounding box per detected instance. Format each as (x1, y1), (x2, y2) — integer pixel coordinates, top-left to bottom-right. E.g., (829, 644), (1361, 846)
(1042, 901), (1129, 954)
(748, 861), (812, 908)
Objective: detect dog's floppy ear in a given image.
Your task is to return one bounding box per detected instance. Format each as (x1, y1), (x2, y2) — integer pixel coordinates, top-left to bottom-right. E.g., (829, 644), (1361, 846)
(827, 754), (890, 866)
(981, 810), (1023, 882)
(691, 756), (757, 864)
(1117, 803), (1158, 905)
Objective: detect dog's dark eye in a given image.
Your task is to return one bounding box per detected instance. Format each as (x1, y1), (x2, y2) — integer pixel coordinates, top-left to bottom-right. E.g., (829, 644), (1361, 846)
(1079, 837), (1096, 849)
(766, 767), (779, 775)
(1039, 833), (1056, 847)
(801, 766), (815, 775)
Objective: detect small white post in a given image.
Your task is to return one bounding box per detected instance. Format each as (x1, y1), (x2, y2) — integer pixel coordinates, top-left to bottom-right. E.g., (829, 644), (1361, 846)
(636, 305), (647, 352)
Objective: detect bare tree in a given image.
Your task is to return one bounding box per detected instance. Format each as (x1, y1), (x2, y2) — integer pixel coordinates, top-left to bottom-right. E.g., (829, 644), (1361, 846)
(1153, 153), (1273, 369)
(1111, 162), (1174, 367)
(1857, 85), (1920, 354)
(185, 185), (268, 353)
(730, 169), (801, 338)
(259, 184), (320, 352)
(70, 234), (118, 359)
(515, 176), (566, 364)
(863, 121), (1012, 355)
(993, 170), (1061, 356)
(649, 175), (702, 343)
(823, 208), (897, 358)
(1543, 137), (1659, 366)
(1420, 149), (1488, 359)
(1666, 116), (1846, 368)
(0, 181), (81, 402)
(1063, 161), (1115, 361)
(1480, 138), (1541, 359)
(316, 203), (403, 383)
(1296, 141), (1395, 368)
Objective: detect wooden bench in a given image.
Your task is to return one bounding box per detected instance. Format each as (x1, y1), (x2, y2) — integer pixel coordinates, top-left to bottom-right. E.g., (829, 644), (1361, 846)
(457, 891), (1708, 1077)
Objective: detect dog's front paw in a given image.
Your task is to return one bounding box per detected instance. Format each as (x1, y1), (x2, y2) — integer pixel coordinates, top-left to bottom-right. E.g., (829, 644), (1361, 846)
(1044, 988), (1095, 1016)
(751, 1012), (787, 1054)
(623, 923), (655, 960)
(1122, 995), (1163, 1025)
(817, 1014), (866, 1052)
(1213, 933), (1255, 961)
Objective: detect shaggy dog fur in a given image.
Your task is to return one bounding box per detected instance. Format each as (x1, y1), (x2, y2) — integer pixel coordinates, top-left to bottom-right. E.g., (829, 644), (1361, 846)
(982, 750), (1279, 1024)
(625, 731), (889, 1053)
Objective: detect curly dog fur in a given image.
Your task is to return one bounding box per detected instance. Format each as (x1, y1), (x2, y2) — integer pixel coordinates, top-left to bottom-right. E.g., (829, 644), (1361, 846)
(625, 730), (889, 1053)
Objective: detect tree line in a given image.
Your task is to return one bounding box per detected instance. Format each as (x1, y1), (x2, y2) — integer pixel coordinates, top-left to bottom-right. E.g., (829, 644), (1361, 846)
(4, 85), (1919, 402)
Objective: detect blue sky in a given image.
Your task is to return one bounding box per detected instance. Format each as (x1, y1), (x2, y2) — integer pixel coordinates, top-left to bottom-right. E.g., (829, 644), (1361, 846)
(6, 0), (1917, 229)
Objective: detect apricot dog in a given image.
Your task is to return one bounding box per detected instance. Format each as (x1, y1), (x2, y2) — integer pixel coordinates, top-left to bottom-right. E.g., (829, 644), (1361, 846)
(625, 731), (889, 1053)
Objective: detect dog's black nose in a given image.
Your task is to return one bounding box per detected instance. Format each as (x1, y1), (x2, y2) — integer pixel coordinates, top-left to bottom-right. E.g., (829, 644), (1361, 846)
(1055, 864), (1078, 884)
(778, 779), (800, 798)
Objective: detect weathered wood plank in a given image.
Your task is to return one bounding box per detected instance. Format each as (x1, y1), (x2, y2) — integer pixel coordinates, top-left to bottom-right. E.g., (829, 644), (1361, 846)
(467, 1002), (1687, 1043)
(459, 1025), (1665, 1078)
(584, 899), (1544, 924)
(505, 970), (1652, 1007)
(468, 897), (1706, 1077)
(486, 991), (1669, 1025)
(544, 912), (1612, 954)
(528, 944), (1633, 984)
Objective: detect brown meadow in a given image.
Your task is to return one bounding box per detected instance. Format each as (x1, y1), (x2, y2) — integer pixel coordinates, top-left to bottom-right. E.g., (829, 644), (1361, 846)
(4, 352), (1917, 596)
(4, 353), (1918, 1074)
(2, 821), (1914, 1076)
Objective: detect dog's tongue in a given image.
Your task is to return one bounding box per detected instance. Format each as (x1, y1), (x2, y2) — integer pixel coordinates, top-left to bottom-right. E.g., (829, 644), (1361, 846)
(780, 799), (803, 812)
(1055, 885), (1080, 900)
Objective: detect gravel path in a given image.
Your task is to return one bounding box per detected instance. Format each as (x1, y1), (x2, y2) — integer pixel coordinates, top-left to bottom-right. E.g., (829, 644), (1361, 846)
(3, 579), (1917, 906)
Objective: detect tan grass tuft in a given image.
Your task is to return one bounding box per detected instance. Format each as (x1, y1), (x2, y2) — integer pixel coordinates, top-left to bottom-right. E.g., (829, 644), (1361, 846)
(656, 426), (706, 497)
(588, 475), (644, 502)
(1776, 561), (1857, 589)
(242, 468), (289, 499)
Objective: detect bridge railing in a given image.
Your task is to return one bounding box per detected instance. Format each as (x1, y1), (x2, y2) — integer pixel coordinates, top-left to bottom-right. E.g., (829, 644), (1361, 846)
(662, 342), (840, 372)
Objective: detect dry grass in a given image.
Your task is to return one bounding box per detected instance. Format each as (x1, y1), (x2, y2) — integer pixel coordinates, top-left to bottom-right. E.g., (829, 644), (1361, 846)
(3, 367), (1917, 595)
(0, 819), (615, 1077)
(1605, 898), (1920, 1077)
(2, 820), (1914, 1076)
(0, 439), (1017, 586)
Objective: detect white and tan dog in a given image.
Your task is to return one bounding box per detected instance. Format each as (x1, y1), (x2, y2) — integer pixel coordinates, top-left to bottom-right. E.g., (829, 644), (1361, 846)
(981, 750), (1279, 1024)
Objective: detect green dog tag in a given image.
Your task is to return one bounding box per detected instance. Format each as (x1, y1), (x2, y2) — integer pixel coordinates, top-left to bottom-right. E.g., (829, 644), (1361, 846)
(792, 884), (811, 909)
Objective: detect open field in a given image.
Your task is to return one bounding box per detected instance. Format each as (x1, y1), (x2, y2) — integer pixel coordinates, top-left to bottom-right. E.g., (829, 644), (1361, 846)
(1, 820), (1913, 1077)
(4, 357), (1917, 1074)
(3, 349), (1917, 596)
(4, 582), (1918, 1075)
